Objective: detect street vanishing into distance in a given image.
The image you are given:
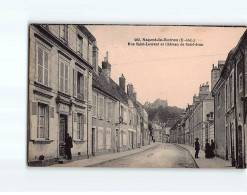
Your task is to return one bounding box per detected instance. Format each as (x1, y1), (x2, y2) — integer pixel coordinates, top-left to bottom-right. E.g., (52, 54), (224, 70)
(95, 144), (197, 168)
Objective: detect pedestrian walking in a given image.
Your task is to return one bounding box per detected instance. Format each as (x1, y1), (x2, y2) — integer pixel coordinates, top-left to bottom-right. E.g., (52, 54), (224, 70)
(205, 139), (211, 158)
(195, 138), (200, 158)
(65, 133), (73, 160)
(210, 139), (215, 158)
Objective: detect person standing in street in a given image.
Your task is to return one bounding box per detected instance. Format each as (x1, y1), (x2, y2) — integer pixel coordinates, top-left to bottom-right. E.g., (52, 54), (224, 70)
(210, 139), (215, 158)
(65, 133), (73, 160)
(205, 139), (211, 158)
(195, 138), (200, 158)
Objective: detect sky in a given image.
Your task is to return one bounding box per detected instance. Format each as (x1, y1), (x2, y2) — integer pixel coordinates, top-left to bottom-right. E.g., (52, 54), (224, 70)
(86, 25), (246, 109)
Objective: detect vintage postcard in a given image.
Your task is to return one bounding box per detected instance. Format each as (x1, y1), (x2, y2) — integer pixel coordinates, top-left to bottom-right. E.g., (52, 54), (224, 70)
(28, 24), (247, 168)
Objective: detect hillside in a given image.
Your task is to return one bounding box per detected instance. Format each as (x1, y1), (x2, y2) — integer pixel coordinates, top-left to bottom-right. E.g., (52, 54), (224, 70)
(145, 105), (184, 125)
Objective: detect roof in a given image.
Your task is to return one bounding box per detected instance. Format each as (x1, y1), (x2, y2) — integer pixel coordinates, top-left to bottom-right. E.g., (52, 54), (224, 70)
(92, 71), (128, 105)
(170, 119), (180, 130)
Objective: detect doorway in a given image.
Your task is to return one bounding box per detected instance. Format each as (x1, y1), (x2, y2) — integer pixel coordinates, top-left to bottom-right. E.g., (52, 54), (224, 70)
(92, 128), (96, 156)
(59, 114), (67, 157)
(116, 129), (120, 152)
(237, 125), (243, 168)
(230, 123), (235, 167)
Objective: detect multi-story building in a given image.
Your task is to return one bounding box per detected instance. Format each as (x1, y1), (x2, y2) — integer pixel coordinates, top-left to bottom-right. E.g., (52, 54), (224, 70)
(189, 83), (214, 150)
(28, 24), (95, 166)
(28, 24), (150, 166)
(212, 30), (247, 168)
(169, 120), (180, 143)
(152, 123), (163, 142)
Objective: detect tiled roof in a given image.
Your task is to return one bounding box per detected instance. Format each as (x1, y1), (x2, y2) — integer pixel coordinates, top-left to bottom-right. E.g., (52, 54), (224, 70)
(92, 71), (128, 104)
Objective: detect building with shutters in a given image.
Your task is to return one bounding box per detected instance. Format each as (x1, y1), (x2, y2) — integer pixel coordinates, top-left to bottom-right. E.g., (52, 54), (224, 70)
(212, 30), (247, 168)
(91, 52), (149, 155)
(28, 24), (95, 166)
(91, 52), (125, 156)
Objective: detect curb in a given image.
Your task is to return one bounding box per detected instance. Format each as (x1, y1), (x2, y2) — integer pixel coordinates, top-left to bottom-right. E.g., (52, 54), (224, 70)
(176, 144), (199, 168)
(86, 143), (161, 167)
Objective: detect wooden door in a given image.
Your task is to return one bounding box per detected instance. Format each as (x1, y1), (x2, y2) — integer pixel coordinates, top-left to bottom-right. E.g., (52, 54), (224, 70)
(59, 115), (67, 157)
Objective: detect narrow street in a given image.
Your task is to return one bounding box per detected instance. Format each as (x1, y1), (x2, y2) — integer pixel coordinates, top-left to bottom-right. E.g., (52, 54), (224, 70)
(94, 143), (197, 168)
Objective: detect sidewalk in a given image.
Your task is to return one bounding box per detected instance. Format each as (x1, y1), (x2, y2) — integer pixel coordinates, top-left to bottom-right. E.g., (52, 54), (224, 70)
(178, 144), (234, 169)
(50, 142), (160, 167)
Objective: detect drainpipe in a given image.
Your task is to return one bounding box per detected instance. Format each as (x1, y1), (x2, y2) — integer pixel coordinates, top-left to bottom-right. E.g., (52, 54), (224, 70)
(243, 49), (246, 168)
(87, 72), (89, 159)
(234, 60), (238, 168)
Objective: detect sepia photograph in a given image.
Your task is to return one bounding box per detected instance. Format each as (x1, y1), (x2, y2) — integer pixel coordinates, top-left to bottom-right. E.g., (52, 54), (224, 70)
(27, 24), (247, 169)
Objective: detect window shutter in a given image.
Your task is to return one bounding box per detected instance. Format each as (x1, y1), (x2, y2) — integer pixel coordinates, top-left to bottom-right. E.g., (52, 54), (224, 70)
(65, 64), (68, 94)
(37, 47), (43, 83)
(30, 102), (37, 140)
(60, 62), (64, 92)
(44, 106), (49, 139)
(44, 51), (49, 86)
(73, 69), (77, 97)
(73, 112), (77, 140)
(49, 106), (54, 118)
(32, 101), (37, 115)
(92, 94), (97, 117)
(81, 114), (84, 140)
(99, 97), (104, 119)
(84, 76), (88, 101)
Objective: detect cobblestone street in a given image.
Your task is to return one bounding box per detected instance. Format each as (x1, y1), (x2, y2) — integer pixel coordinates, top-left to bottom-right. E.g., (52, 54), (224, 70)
(53, 143), (198, 168)
(96, 143), (197, 168)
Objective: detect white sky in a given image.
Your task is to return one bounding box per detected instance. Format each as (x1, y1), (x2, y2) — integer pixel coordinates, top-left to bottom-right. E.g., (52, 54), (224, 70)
(86, 25), (246, 108)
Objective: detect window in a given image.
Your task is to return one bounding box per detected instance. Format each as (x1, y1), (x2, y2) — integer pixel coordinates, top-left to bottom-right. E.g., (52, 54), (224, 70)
(239, 73), (243, 92)
(229, 74), (233, 108)
(107, 101), (112, 121)
(60, 25), (68, 43)
(92, 93), (97, 117)
(37, 46), (49, 86)
(77, 72), (84, 100)
(99, 96), (104, 119)
(225, 83), (228, 110)
(37, 103), (49, 139)
(106, 128), (111, 149)
(77, 114), (84, 140)
(59, 60), (69, 94)
(129, 111), (132, 125)
(87, 41), (90, 62)
(218, 92), (221, 108)
(77, 35), (83, 56)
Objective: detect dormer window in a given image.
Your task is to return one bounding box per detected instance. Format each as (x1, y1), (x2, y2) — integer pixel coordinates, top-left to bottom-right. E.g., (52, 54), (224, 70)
(77, 35), (83, 56)
(60, 25), (68, 44)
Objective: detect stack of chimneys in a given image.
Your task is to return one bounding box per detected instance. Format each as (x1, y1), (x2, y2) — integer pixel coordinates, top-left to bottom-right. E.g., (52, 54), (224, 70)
(199, 82), (209, 93)
(119, 74), (126, 92)
(127, 83), (134, 98)
(101, 51), (111, 82)
(92, 41), (99, 74)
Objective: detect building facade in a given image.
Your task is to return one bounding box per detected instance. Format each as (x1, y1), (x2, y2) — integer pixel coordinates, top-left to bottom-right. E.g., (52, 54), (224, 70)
(212, 30), (247, 168)
(28, 24), (95, 166)
(28, 24), (150, 166)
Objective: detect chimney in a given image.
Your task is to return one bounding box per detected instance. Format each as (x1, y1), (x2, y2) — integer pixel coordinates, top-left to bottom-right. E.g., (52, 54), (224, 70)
(92, 41), (99, 74)
(119, 74), (126, 92)
(101, 51), (111, 82)
(193, 94), (197, 104)
(127, 83), (133, 98)
(133, 91), (137, 100)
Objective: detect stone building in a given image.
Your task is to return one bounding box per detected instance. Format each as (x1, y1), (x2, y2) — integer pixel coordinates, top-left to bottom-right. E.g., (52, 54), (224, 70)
(212, 30), (247, 168)
(152, 123), (163, 142)
(189, 83), (214, 149)
(28, 24), (150, 166)
(169, 120), (180, 143)
(28, 24), (95, 166)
